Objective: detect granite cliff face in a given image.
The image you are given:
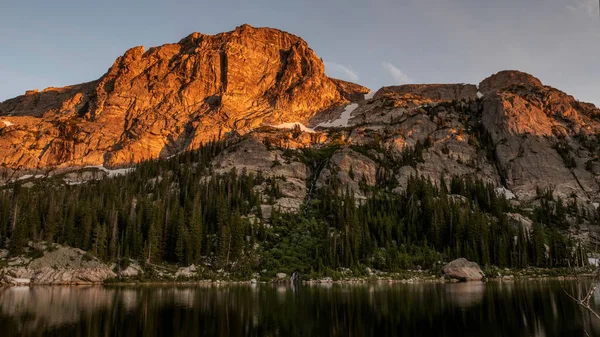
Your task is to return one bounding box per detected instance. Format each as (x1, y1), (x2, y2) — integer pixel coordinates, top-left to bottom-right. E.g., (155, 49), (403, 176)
(1, 28), (599, 212)
(0, 24), (367, 169)
(333, 71), (599, 205)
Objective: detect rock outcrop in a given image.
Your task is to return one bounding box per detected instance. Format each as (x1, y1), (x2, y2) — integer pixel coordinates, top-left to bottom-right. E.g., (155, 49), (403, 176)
(0, 24), (367, 170)
(0, 245), (116, 285)
(442, 258), (485, 281)
(374, 84), (478, 102)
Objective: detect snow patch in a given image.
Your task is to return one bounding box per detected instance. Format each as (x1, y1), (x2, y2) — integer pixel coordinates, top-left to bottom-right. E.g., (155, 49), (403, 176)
(477, 91), (484, 99)
(270, 122), (316, 133)
(2, 120), (14, 127)
(593, 203), (599, 210)
(364, 91), (376, 100)
(9, 174), (46, 183)
(317, 103), (359, 128)
(84, 165), (136, 177)
(495, 187), (516, 200)
(589, 258), (599, 267)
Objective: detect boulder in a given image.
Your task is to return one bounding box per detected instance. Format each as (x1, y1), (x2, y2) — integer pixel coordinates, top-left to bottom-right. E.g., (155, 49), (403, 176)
(175, 265), (198, 279)
(442, 258), (485, 281)
(119, 262), (144, 278)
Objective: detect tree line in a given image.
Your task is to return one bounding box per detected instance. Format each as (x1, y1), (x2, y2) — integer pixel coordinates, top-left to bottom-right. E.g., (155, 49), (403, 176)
(0, 139), (595, 277)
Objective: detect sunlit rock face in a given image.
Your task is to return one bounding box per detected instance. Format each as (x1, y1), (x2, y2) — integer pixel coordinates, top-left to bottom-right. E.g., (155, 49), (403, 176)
(1, 26), (599, 211)
(479, 71), (600, 201)
(0, 24), (367, 169)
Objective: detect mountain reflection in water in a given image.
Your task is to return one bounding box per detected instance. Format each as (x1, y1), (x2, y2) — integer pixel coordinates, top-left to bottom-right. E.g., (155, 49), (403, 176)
(0, 281), (598, 336)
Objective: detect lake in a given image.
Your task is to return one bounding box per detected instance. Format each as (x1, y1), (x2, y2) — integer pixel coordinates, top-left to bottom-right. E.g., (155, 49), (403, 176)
(0, 281), (599, 336)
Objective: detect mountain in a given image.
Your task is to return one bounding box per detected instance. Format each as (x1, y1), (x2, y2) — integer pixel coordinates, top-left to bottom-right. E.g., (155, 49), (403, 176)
(0, 24), (368, 170)
(1, 24), (599, 210)
(1, 26), (600, 281)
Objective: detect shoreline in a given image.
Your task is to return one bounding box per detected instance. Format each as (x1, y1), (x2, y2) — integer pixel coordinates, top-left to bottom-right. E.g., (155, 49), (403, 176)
(2, 271), (595, 288)
(3, 244), (596, 287)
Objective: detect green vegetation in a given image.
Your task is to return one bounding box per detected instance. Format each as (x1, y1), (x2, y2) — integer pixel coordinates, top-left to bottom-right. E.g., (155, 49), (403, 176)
(0, 139), (594, 278)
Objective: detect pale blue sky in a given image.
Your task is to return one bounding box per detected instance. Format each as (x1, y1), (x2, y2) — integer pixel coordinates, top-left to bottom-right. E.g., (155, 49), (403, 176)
(1, 0), (599, 105)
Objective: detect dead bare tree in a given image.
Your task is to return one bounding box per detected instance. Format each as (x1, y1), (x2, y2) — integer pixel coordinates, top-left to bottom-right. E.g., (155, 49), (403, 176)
(563, 269), (600, 321)
(562, 244), (600, 336)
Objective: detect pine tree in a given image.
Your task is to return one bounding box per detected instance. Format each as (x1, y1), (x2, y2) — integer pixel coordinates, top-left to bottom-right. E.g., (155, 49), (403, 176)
(532, 222), (546, 266)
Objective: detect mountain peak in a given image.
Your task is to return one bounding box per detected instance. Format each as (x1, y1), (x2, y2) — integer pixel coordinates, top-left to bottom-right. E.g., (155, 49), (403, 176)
(0, 27), (367, 169)
(479, 70), (544, 95)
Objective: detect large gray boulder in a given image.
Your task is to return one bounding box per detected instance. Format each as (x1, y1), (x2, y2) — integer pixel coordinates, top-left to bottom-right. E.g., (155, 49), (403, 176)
(442, 258), (485, 281)
(0, 244), (116, 286)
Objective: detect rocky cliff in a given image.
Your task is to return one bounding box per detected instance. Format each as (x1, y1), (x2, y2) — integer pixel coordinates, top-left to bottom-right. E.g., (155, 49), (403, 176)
(0, 24), (367, 170)
(1, 28), (599, 212)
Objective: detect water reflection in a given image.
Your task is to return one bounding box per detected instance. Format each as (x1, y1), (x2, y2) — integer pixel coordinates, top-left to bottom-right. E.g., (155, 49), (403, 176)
(0, 281), (598, 337)
(445, 282), (486, 309)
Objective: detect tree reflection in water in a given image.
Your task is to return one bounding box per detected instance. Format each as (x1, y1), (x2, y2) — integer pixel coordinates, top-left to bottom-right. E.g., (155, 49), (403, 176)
(0, 281), (598, 336)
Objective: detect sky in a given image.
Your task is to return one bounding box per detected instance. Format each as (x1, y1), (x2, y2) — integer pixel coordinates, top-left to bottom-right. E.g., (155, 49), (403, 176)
(1, 0), (599, 105)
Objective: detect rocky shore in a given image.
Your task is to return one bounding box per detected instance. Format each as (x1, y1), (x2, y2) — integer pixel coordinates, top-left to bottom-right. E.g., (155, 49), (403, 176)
(0, 243), (116, 286)
(1, 243), (593, 287)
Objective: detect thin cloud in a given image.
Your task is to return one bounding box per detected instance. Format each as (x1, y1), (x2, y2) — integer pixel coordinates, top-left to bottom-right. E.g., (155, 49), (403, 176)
(567, 0), (599, 16)
(382, 62), (412, 84)
(324, 61), (359, 82)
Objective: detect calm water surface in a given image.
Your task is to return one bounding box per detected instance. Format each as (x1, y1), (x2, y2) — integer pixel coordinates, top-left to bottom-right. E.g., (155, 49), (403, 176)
(1, 281), (599, 336)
